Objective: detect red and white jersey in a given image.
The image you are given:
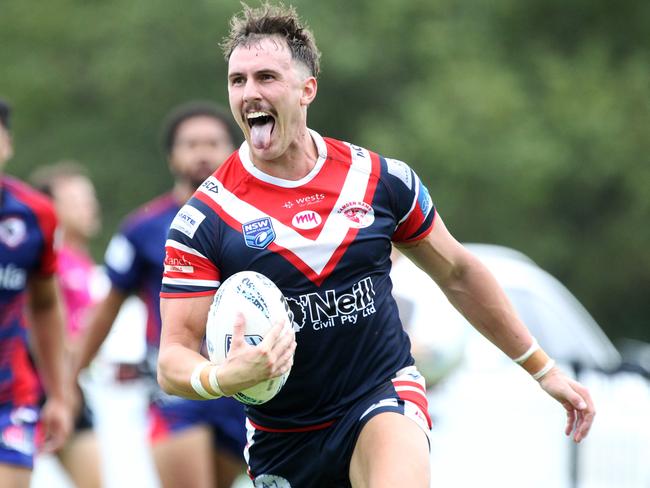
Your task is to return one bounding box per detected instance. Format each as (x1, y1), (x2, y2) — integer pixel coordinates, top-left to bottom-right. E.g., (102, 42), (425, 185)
(162, 130), (435, 429)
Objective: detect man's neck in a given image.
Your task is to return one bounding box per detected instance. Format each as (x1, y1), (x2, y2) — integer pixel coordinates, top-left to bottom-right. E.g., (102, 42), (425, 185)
(172, 181), (196, 206)
(251, 128), (319, 181)
(61, 232), (90, 254)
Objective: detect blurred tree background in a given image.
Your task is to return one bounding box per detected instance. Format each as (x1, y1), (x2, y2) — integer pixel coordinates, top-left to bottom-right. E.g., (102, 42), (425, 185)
(1, 0), (648, 343)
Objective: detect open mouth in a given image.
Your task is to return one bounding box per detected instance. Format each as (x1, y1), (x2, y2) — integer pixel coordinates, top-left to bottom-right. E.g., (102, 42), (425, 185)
(246, 111), (274, 128)
(246, 111), (276, 150)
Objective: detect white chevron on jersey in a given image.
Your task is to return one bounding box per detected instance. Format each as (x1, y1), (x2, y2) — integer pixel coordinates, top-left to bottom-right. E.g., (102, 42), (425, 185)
(163, 277), (221, 287)
(397, 173), (421, 226)
(165, 238), (209, 259)
(198, 144), (373, 277)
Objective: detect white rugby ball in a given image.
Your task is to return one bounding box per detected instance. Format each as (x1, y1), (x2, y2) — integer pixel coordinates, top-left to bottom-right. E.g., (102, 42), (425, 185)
(205, 271), (293, 405)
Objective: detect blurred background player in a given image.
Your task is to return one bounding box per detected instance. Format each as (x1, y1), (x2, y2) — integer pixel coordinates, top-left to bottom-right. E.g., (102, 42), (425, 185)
(30, 161), (103, 488)
(0, 98), (72, 487)
(71, 101), (247, 488)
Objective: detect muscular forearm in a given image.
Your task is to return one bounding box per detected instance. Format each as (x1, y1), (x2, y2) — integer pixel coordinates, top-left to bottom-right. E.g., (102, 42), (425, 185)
(438, 253), (533, 359)
(159, 296), (293, 400)
(29, 284), (68, 400)
(158, 341), (267, 399)
(400, 229), (534, 360)
(157, 343), (215, 399)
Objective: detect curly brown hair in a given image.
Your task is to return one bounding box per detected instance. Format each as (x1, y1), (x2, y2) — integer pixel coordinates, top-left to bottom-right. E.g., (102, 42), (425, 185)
(221, 2), (321, 78)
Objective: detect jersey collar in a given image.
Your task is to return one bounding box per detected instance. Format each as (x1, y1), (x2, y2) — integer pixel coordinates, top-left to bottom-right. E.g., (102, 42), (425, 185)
(238, 129), (327, 188)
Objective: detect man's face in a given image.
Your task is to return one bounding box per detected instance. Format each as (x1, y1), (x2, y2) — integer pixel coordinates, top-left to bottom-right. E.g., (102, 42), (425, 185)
(169, 115), (234, 187)
(227, 35), (316, 163)
(52, 175), (101, 240)
(0, 124), (14, 170)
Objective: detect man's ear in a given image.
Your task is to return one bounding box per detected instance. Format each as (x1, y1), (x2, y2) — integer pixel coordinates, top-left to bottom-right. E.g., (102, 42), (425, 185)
(301, 76), (318, 107)
(0, 130), (13, 164)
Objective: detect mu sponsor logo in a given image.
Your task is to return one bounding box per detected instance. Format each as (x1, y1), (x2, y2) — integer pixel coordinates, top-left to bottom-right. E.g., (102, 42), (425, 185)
(291, 210), (321, 230)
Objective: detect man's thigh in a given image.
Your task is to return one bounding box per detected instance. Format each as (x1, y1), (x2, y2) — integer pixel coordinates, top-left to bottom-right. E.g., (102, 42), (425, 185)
(152, 424), (214, 488)
(349, 411), (430, 488)
(0, 463), (31, 488)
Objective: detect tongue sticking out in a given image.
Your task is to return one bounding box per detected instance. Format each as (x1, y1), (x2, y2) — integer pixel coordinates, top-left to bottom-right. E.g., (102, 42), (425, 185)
(251, 120), (274, 150)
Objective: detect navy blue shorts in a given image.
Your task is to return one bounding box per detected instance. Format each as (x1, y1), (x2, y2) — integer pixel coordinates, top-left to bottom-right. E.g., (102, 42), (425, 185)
(0, 405), (39, 469)
(150, 394), (247, 460)
(245, 367), (431, 488)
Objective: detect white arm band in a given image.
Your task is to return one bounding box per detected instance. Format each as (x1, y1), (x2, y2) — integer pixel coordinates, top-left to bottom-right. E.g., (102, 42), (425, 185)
(532, 359), (556, 381)
(190, 361), (220, 399)
(513, 338), (539, 364)
(208, 365), (226, 397)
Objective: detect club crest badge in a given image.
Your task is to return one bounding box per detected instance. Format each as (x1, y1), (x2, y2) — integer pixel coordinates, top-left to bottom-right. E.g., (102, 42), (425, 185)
(337, 201), (375, 229)
(0, 217), (27, 248)
(242, 217), (276, 249)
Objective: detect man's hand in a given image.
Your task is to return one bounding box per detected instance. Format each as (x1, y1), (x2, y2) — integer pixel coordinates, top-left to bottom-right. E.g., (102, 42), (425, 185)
(218, 313), (296, 395)
(38, 396), (72, 453)
(538, 367), (595, 443)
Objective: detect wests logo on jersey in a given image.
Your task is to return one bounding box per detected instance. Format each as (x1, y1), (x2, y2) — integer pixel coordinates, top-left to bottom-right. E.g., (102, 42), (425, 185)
(283, 193), (326, 209)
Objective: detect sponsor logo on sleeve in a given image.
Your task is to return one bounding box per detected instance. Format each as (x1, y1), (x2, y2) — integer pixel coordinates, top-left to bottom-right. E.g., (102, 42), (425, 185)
(386, 158), (413, 190)
(200, 179), (220, 194)
(170, 205), (206, 239)
(418, 183), (433, 217)
(242, 217), (276, 249)
(104, 234), (135, 274)
(163, 253), (194, 274)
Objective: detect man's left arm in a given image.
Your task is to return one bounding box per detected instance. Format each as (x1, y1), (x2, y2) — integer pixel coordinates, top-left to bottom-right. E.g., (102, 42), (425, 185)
(397, 215), (595, 443)
(27, 274), (72, 452)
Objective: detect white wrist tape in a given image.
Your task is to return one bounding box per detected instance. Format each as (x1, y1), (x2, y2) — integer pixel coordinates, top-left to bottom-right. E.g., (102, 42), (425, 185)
(208, 365), (226, 397)
(190, 361), (220, 399)
(513, 338), (539, 364)
(532, 359), (556, 381)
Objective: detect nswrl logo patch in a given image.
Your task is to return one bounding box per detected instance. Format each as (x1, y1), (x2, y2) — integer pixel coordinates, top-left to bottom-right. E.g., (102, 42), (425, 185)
(242, 217), (276, 249)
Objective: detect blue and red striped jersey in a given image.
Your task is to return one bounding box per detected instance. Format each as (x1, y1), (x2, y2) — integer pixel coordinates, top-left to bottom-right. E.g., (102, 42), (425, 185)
(161, 131), (436, 429)
(104, 193), (180, 347)
(0, 176), (58, 406)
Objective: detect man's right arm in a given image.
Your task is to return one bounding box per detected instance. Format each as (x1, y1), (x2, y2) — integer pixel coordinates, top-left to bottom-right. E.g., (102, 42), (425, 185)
(158, 296), (295, 400)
